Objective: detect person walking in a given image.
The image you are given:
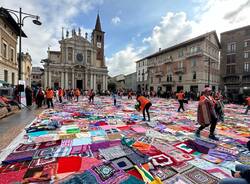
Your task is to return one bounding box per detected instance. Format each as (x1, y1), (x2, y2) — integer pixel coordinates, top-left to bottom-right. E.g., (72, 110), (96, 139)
(88, 89), (95, 104)
(46, 88), (54, 108)
(112, 91), (117, 106)
(36, 87), (44, 108)
(176, 90), (185, 112)
(244, 96), (250, 114)
(195, 87), (219, 141)
(25, 86), (33, 106)
(75, 88), (80, 102)
(136, 94), (152, 121)
(58, 87), (63, 103)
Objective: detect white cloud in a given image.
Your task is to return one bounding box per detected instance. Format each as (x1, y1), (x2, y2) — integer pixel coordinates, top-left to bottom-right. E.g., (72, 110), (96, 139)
(111, 16), (121, 25)
(143, 12), (194, 53)
(0, 0), (103, 67)
(106, 45), (145, 77)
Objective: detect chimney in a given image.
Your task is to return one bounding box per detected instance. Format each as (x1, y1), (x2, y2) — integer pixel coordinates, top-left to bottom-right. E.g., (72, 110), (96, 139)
(159, 48), (161, 52)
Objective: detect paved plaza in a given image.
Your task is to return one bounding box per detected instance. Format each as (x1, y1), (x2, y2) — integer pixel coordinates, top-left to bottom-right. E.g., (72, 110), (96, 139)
(0, 96), (249, 183)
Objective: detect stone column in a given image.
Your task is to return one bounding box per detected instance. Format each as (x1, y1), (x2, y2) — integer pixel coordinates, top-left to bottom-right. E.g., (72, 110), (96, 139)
(90, 73), (93, 89)
(93, 74), (96, 91)
(44, 70), (47, 88)
(65, 72), (68, 89)
(85, 72), (88, 90)
(105, 75), (108, 90)
(48, 71), (52, 87)
(72, 70), (75, 89)
(102, 75), (105, 91)
(61, 72), (64, 88)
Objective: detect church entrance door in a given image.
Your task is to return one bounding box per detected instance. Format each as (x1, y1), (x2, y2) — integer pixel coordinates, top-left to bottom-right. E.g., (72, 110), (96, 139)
(76, 80), (83, 89)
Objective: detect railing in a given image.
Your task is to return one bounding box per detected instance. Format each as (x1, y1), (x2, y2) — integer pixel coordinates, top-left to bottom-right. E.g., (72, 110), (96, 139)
(154, 71), (163, 76)
(186, 50), (203, 58)
(174, 67), (186, 74)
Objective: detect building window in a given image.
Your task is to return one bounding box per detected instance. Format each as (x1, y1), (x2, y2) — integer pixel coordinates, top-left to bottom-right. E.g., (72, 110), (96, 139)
(227, 42), (236, 52)
(178, 49), (184, 58)
(159, 77), (161, 83)
(169, 75), (172, 82)
(192, 72), (196, 80)
(12, 72), (15, 85)
(244, 63), (249, 72)
(4, 70), (8, 82)
(10, 48), (14, 62)
(244, 41), (249, 47)
(191, 59), (196, 67)
(87, 50), (91, 64)
(179, 75), (182, 82)
(178, 61), (183, 68)
(226, 65), (236, 74)
(244, 52), (249, 59)
(2, 42), (7, 58)
(151, 77), (153, 83)
(227, 54), (236, 63)
(68, 47), (73, 61)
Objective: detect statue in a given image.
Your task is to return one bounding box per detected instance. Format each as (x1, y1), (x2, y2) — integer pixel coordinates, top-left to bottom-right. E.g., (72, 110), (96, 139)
(78, 28), (81, 36)
(85, 32), (88, 39)
(66, 30), (69, 38)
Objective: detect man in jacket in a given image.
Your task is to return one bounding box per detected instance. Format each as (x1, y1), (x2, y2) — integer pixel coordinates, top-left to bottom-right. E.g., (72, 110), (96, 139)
(195, 87), (219, 141)
(46, 88), (54, 108)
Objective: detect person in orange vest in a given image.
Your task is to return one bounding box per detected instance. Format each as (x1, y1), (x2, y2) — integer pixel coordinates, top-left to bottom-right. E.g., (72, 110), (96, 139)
(244, 96), (250, 114)
(176, 90), (185, 112)
(196, 87), (219, 141)
(75, 88), (80, 102)
(136, 94), (152, 121)
(58, 87), (63, 103)
(46, 88), (54, 108)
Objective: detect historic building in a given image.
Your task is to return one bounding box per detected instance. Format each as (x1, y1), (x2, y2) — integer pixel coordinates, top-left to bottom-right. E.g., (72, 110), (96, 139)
(220, 25), (250, 98)
(136, 58), (148, 92)
(136, 31), (221, 94)
(43, 14), (108, 91)
(20, 52), (32, 86)
(31, 66), (44, 87)
(0, 7), (26, 85)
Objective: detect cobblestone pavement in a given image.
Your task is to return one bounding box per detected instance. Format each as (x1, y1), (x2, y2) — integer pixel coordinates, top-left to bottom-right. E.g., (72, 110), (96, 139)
(0, 106), (43, 151)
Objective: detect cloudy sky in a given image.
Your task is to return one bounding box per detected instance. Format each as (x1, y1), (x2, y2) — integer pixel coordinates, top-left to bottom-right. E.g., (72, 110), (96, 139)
(1, 0), (250, 76)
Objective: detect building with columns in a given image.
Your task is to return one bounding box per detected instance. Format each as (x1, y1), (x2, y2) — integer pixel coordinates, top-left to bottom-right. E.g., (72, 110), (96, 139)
(20, 52), (32, 86)
(43, 14), (108, 92)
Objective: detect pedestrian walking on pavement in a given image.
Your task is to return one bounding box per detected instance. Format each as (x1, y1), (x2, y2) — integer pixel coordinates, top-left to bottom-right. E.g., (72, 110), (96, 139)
(36, 87), (44, 108)
(58, 87), (63, 103)
(176, 90), (185, 112)
(195, 87), (219, 141)
(136, 94), (152, 121)
(46, 88), (54, 108)
(25, 86), (33, 106)
(88, 89), (95, 104)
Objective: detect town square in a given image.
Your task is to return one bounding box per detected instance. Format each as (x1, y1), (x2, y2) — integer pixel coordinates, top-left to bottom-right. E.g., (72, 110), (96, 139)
(0, 0), (250, 184)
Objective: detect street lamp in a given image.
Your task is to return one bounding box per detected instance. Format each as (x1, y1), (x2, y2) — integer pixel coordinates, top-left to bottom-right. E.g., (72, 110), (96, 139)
(0, 7), (42, 81)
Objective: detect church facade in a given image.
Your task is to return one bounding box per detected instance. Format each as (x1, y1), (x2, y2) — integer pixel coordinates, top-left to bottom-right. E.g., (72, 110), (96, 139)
(43, 14), (108, 92)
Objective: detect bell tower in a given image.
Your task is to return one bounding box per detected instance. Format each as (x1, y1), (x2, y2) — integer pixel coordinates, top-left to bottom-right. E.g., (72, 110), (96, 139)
(92, 13), (105, 67)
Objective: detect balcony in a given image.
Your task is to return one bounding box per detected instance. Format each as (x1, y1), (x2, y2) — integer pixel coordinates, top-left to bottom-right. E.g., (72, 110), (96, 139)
(174, 67), (186, 74)
(154, 71), (163, 76)
(186, 50), (203, 58)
